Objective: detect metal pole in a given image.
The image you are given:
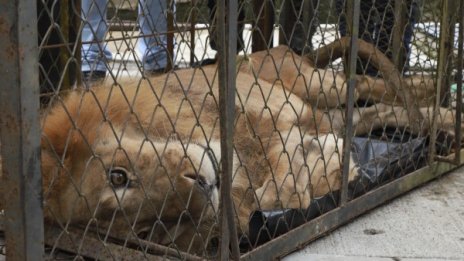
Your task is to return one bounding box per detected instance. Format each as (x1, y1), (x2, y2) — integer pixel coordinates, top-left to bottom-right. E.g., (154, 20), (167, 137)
(0, 0), (44, 260)
(217, 0), (240, 260)
(392, 0), (406, 72)
(430, 0), (452, 163)
(340, 0), (360, 205)
(455, 0), (463, 163)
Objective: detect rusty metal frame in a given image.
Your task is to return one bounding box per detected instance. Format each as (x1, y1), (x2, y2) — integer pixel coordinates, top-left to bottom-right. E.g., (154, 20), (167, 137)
(455, 0), (463, 162)
(1, 0), (464, 260)
(217, 0), (240, 259)
(43, 224), (204, 261)
(430, 0), (459, 163)
(340, 0), (360, 205)
(0, 0), (44, 259)
(392, 0), (406, 71)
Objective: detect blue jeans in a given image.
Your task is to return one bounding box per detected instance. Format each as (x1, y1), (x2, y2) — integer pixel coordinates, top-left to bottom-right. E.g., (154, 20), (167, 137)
(81, 0), (175, 73)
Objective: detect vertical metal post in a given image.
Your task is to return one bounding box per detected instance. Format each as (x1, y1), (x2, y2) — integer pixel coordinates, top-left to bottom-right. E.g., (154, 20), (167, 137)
(0, 0), (44, 260)
(445, 0), (458, 108)
(340, 0), (360, 205)
(454, 0), (463, 163)
(217, 0), (240, 260)
(430, 0), (452, 163)
(392, 0), (406, 72)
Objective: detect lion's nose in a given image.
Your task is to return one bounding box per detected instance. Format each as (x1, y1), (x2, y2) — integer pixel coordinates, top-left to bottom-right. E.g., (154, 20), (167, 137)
(185, 173), (207, 186)
(184, 173), (214, 194)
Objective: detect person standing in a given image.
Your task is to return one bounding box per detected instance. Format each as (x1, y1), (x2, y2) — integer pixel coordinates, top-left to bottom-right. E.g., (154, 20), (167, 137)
(335, 0), (419, 75)
(81, 0), (175, 82)
(279, 0), (320, 55)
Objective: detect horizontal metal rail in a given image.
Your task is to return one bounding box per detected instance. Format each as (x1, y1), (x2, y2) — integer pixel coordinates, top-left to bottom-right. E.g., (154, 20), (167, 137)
(43, 225), (205, 261)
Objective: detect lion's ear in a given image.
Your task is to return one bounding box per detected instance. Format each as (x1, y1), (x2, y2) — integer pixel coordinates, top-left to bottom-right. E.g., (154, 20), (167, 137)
(40, 105), (80, 214)
(41, 104), (77, 158)
(40, 94), (84, 189)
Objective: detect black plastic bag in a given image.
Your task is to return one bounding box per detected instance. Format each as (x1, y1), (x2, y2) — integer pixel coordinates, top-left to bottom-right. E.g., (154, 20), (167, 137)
(244, 131), (428, 249)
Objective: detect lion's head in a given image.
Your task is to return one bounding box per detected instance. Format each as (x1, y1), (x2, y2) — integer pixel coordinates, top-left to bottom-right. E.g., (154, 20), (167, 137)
(40, 91), (220, 253)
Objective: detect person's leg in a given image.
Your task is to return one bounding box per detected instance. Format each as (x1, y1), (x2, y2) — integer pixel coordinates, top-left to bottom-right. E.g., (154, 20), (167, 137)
(307, 0), (320, 51)
(336, 0), (374, 40)
(359, 0), (376, 43)
(335, 0), (347, 37)
(137, 0), (175, 72)
(207, 0), (218, 51)
(374, 0), (394, 59)
(207, 0), (245, 53)
(375, 0), (416, 73)
(237, 0), (245, 52)
(358, 0), (380, 76)
(402, 0), (418, 73)
(279, 0), (319, 55)
(336, 0), (377, 75)
(81, 0), (112, 74)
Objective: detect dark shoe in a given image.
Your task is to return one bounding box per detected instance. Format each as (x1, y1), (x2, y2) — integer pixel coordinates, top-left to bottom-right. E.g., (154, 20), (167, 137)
(82, 71), (106, 84)
(196, 58), (218, 67)
(192, 53), (218, 68)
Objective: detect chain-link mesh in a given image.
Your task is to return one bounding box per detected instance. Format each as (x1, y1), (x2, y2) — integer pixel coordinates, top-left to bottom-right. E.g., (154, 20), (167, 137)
(1, 0), (463, 259)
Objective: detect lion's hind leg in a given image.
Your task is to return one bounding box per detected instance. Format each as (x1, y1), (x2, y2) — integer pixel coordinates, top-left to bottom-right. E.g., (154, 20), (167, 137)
(255, 129), (312, 211)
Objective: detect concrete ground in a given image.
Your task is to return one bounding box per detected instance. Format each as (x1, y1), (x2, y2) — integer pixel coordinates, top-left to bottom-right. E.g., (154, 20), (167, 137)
(283, 167), (464, 261)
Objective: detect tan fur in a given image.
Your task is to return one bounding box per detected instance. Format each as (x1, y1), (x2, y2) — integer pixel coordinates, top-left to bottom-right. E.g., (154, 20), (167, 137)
(38, 57), (362, 253)
(1, 37), (460, 254)
(241, 38), (455, 138)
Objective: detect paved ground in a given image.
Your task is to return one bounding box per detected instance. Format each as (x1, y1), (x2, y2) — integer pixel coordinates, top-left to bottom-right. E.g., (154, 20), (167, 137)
(283, 167), (464, 261)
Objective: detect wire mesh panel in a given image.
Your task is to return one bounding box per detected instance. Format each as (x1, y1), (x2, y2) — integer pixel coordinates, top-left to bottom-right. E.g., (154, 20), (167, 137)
(0, 0), (463, 260)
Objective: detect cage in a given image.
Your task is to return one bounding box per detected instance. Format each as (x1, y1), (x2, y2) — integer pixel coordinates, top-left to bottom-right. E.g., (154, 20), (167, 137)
(0, 0), (463, 260)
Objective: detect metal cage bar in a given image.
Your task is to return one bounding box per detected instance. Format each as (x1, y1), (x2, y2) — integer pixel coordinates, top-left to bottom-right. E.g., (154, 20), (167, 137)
(391, 0), (408, 71)
(455, 0), (464, 163)
(0, 0), (44, 259)
(1, 0), (464, 260)
(217, 0), (240, 259)
(430, 0), (455, 163)
(340, 0), (360, 206)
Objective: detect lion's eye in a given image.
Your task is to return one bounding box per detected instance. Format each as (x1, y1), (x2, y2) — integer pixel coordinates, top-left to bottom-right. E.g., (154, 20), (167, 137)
(110, 168), (129, 187)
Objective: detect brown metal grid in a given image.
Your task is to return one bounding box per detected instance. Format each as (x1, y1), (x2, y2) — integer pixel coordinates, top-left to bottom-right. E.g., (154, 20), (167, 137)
(1, 0), (464, 260)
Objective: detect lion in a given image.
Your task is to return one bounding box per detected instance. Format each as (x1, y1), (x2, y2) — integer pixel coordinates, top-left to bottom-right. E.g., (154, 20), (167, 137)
(38, 59), (360, 253)
(1, 37), (461, 255)
(242, 37), (461, 141)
